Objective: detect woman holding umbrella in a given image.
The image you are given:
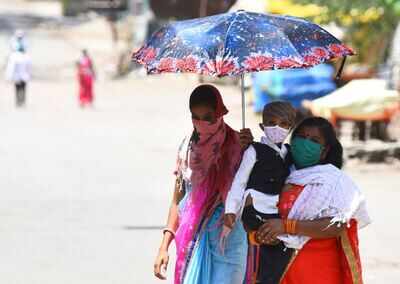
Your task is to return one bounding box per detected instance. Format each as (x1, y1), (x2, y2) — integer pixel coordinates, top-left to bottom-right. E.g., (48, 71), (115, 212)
(154, 84), (248, 284)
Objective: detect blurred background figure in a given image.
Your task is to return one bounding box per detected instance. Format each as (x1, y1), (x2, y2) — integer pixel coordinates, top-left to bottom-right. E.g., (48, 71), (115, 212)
(9, 29), (28, 53)
(5, 45), (32, 107)
(77, 49), (96, 108)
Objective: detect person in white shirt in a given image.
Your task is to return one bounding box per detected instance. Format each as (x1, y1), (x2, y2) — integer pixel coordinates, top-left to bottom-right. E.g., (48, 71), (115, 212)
(6, 46), (32, 107)
(223, 101), (296, 284)
(10, 30), (27, 52)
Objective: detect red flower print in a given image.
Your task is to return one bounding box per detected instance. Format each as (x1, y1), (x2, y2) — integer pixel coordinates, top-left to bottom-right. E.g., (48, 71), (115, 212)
(275, 58), (303, 69)
(176, 56), (199, 73)
(303, 47), (329, 66)
(328, 44), (347, 57)
(243, 54), (274, 71)
(312, 47), (329, 59)
(157, 57), (176, 72)
(303, 55), (320, 66)
(343, 45), (355, 55)
(136, 47), (157, 64)
(216, 58), (237, 76)
(203, 58), (238, 76)
(203, 60), (217, 75)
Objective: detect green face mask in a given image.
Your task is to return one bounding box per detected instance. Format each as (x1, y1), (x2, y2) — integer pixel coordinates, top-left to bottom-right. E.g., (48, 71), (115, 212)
(291, 137), (323, 169)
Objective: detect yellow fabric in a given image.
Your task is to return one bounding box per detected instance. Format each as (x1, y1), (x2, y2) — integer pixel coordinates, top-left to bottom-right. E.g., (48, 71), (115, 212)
(340, 231), (362, 284)
(267, 0), (382, 25)
(267, 0), (322, 17)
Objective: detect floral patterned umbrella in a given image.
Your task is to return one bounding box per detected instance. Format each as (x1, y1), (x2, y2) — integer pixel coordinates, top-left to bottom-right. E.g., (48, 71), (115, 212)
(132, 10), (354, 127)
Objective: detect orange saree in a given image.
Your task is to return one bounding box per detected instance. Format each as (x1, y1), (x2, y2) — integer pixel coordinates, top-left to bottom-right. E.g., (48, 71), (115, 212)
(278, 185), (363, 284)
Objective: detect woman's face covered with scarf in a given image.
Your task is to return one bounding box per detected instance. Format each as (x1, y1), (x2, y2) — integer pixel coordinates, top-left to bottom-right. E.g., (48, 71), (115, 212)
(189, 84), (228, 144)
(191, 105), (223, 142)
(191, 104), (217, 123)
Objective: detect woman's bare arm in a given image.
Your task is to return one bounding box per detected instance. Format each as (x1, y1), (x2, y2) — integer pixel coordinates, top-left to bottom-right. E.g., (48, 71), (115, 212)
(256, 218), (345, 244)
(259, 183), (347, 240)
(159, 184), (183, 251)
(154, 182), (184, 280)
(295, 218), (345, 238)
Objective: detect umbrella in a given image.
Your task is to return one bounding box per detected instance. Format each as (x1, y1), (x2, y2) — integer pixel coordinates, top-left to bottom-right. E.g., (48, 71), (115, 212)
(132, 10), (354, 127)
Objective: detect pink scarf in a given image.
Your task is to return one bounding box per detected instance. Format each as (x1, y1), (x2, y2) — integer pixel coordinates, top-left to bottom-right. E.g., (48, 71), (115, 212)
(174, 85), (242, 283)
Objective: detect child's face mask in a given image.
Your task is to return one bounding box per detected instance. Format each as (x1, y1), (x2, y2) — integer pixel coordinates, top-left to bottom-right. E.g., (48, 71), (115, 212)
(263, 125), (289, 144)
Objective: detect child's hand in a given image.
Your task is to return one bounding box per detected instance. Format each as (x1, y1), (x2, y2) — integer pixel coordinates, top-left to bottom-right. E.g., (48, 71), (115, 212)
(223, 213), (236, 229)
(256, 219), (285, 245)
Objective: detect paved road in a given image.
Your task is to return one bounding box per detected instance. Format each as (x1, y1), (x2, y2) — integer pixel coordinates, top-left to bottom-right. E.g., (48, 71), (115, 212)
(0, 76), (399, 284)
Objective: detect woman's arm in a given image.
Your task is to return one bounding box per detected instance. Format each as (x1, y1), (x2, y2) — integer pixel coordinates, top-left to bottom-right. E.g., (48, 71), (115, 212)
(154, 182), (184, 280)
(294, 218), (345, 238)
(256, 218), (345, 244)
(159, 185), (182, 249)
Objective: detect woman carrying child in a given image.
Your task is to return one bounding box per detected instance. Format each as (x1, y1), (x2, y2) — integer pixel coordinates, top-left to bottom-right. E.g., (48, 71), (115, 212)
(256, 117), (371, 284)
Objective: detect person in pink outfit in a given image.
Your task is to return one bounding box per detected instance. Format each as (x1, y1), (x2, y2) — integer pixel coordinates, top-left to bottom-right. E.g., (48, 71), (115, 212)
(77, 49), (96, 108)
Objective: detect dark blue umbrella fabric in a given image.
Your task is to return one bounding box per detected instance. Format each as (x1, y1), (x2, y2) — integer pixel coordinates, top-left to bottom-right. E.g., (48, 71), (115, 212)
(132, 10), (354, 77)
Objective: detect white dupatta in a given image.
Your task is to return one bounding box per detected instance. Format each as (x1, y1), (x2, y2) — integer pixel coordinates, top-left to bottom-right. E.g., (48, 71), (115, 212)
(278, 164), (371, 249)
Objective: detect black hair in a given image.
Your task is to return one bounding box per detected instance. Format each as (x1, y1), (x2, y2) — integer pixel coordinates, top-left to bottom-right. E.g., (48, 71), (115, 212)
(291, 117), (343, 169)
(189, 85), (217, 112)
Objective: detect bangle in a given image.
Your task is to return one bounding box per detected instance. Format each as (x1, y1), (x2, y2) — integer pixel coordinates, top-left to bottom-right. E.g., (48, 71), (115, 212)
(163, 228), (176, 239)
(248, 231), (259, 246)
(284, 219), (297, 235)
(292, 220), (297, 234)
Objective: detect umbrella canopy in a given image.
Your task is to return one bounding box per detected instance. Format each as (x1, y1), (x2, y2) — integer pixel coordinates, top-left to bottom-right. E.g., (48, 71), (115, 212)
(132, 10), (354, 77)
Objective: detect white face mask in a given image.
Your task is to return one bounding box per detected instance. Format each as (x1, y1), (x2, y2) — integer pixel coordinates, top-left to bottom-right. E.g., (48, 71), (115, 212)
(264, 125), (289, 144)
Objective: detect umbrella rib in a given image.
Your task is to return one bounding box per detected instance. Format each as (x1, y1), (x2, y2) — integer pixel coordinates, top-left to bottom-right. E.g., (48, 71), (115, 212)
(222, 11), (242, 59)
(276, 28), (304, 64)
(260, 14), (307, 65)
(266, 18), (305, 65)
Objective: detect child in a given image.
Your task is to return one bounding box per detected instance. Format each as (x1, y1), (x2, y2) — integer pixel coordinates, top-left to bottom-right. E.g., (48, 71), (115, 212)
(223, 101), (296, 284)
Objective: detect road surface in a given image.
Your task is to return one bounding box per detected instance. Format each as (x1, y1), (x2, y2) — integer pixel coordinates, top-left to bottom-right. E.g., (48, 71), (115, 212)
(0, 75), (399, 283)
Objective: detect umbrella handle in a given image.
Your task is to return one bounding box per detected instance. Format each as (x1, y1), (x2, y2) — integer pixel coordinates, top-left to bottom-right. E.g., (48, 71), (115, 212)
(241, 74), (246, 129)
(335, 56), (347, 81)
